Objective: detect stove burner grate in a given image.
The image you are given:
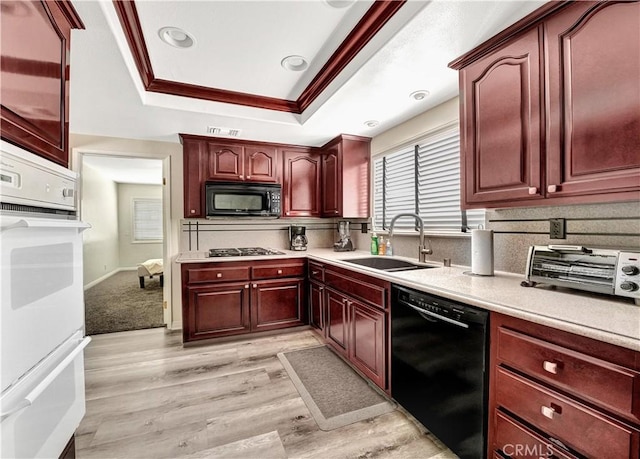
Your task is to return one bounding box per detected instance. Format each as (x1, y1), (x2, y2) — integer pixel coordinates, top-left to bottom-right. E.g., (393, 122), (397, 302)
(208, 247), (285, 257)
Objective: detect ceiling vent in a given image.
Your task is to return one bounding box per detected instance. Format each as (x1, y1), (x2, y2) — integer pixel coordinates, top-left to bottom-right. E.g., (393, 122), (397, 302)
(206, 126), (241, 137)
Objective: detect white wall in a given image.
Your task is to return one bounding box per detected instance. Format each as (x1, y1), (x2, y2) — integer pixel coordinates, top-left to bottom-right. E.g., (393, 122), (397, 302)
(118, 183), (163, 267)
(81, 163), (120, 285)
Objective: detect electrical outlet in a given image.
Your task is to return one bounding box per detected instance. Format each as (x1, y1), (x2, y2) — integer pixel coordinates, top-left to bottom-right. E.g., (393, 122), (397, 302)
(550, 218), (566, 239)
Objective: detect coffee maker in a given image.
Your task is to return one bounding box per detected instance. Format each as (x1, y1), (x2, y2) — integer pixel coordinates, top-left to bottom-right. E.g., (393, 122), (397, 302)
(333, 221), (354, 252)
(289, 225), (308, 251)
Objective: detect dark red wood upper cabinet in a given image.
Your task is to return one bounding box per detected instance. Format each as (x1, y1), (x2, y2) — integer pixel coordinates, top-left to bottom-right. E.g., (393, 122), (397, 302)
(182, 138), (206, 218)
(281, 147), (321, 217)
(459, 27), (543, 206)
(206, 142), (279, 183)
(544, 1), (640, 199)
(207, 143), (244, 181)
(320, 135), (371, 218)
(1, 0), (83, 167)
(244, 146), (279, 183)
(451, 0), (640, 209)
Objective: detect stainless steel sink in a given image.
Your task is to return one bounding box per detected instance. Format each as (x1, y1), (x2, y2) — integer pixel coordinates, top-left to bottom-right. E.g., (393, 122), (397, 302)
(340, 257), (438, 272)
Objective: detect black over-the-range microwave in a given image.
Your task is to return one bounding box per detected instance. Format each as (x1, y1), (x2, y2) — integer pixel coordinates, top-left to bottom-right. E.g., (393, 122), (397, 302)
(205, 181), (281, 217)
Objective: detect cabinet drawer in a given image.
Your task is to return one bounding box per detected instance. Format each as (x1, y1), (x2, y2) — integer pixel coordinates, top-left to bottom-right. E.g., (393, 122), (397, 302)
(325, 268), (386, 309)
(186, 266), (250, 284)
(252, 262), (305, 280)
(497, 327), (640, 421)
(495, 367), (640, 459)
(494, 410), (577, 459)
(308, 261), (324, 282)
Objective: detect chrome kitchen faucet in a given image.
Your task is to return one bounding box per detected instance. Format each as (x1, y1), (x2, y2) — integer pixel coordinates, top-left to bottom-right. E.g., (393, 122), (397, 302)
(389, 213), (433, 263)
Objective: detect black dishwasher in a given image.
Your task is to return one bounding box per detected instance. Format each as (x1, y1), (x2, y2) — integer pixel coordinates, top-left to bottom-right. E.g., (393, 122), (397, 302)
(391, 284), (489, 459)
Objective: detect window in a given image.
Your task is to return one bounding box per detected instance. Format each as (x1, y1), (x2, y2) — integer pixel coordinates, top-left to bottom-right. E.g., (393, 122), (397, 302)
(373, 126), (484, 233)
(132, 198), (163, 242)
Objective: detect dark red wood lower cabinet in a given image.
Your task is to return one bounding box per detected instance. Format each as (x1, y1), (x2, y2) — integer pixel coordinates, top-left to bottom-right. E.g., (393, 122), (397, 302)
(309, 280), (324, 334)
(186, 283), (251, 340)
(325, 288), (349, 356)
(349, 300), (386, 389)
(251, 278), (305, 332)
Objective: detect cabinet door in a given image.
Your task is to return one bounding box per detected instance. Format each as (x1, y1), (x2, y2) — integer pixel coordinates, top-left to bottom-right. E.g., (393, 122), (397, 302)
(545, 1), (640, 200)
(207, 143), (244, 181)
(321, 147), (340, 217)
(281, 148), (321, 217)
(350, 300), (386, 389)
(1, 1), (81, 167)
(250, 278), (305, 332)
(325, 288), (349, 356)
(185, 282), (250, 341)
(245, 146), (279, 183)
(309, 281), (325, 334)
(459, 27), (542, 207)
(182, 139), (206, 217)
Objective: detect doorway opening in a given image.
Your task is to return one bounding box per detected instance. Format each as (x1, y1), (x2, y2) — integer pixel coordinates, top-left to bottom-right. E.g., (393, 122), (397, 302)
(80, 154), (167, 335)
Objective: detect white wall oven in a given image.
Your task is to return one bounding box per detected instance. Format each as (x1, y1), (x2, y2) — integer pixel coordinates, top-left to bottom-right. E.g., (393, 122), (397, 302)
(0, 141), (90, 458)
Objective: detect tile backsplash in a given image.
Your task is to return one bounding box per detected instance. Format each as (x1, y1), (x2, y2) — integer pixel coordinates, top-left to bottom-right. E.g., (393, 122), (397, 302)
(180, 201), (640, 275)
(353, 201), (640, 274)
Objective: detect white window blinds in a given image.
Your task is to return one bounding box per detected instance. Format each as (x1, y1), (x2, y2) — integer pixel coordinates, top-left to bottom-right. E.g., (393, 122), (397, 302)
(133, 198), (163, 242)
(373, 148), (416, 230)
(373, 126), (485, 233)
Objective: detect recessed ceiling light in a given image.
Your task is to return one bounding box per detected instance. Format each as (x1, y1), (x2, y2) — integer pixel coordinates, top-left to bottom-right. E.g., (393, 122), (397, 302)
(364, 120), (379, 128)
(410, 90), (430, 101)
(281, 55), (308, 72)
(324, 0), (356, 8)
(158, 27), (195, 49)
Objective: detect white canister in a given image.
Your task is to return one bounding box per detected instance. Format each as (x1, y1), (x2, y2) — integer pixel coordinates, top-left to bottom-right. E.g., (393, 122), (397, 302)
(471, 229), (494, 276)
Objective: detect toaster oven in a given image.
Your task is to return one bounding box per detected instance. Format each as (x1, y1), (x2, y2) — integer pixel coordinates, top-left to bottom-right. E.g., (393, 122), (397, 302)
(523, 245), (640, 304)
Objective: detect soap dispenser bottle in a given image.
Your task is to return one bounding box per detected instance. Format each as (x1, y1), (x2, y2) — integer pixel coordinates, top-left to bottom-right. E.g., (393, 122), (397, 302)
(370, 232), (378, 255)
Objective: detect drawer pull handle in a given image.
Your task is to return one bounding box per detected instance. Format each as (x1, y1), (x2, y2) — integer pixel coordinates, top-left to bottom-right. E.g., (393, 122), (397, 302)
(543, 360), (558, 374)
(311, 270), (320, 275)
(541, 405), (556, 419)
(277, 269), (283, 274)
(548, 184), (558, 193)
(528, 187), (538, 195)
(216, 273), (223, 278)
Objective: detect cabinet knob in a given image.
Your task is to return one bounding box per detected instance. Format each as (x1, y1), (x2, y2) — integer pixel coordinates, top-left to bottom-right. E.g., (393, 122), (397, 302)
(542, 360), (558, 374)
(253, 283), (257, 288)
(190, 209), (196, 214)
(548, 184), (558, 193)
(540, 405), (558, 419)
(277, 269), (283, 274)
(528, 187), (538, 195)
(311, 270), (319, 275)
(239, 175), (244, 180)
(244, 284), (249, 289)
(319, 286), (324, 291)
(216, 273), (222, 278)
(247, 175), (251, 179)
(286, 211), (290, 216)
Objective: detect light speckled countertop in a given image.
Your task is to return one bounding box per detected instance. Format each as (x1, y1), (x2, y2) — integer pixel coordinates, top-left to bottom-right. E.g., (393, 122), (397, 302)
(176, 248), (640, 351)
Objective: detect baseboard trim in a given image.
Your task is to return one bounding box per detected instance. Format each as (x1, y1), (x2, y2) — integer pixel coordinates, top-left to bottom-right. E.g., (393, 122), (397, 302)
(84, 267), (140, 290)
(170, 321), (183, 331)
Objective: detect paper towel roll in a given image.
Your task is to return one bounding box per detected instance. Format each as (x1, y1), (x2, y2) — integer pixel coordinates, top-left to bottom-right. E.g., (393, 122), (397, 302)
(471, 229), (494, 276)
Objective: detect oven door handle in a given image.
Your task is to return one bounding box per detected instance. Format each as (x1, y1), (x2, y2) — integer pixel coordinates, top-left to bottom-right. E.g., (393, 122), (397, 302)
(1, 218), (91, 233)
(402, 302), (469, 329)
(0, 337), (91, 422)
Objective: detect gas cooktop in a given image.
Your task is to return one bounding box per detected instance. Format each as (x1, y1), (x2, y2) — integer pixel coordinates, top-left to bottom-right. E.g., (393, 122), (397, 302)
(208, 247), (285, 257)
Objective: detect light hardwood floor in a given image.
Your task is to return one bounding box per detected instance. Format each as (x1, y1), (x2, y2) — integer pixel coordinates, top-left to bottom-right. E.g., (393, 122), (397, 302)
(77, 328), (456, 458)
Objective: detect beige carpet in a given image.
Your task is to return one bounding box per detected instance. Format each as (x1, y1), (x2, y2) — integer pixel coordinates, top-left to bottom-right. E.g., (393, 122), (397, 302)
(84, 271), (164, 335)
(277, 345), (395, 431)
